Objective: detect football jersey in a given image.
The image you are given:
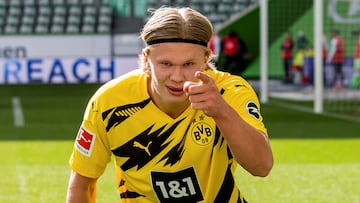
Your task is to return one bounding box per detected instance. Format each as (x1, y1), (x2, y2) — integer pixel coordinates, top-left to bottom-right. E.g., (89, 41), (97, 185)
(69, 69), (267, 203)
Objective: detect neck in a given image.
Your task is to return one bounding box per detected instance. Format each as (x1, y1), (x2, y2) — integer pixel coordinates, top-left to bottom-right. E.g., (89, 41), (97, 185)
(152, 93), (190, 119)
(165, 104), (189, 119)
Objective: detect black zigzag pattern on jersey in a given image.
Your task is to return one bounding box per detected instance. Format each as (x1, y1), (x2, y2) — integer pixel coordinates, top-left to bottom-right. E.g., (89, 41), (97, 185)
(235, 84), (248, 88)
(214, 163), (241, 203)
(157, 121), (190, 167)
(102, 99), (151, 132)
(112, 118), (186, 171)
(219, 82), (248, 96)
(220, 88), (225, 95)
(210, 127), (233, 161)
(118, 177), (146, 199)
(210, 127), (222, 158)
(120, 189), (146, 199)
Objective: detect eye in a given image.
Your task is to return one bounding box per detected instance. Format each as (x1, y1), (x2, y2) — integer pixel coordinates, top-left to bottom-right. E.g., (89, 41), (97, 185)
(183, 62), (195, 67)
(160, 61), (172, 67)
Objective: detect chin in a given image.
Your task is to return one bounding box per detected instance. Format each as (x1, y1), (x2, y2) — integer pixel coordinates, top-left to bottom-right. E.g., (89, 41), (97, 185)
(166, 95), (187, 104)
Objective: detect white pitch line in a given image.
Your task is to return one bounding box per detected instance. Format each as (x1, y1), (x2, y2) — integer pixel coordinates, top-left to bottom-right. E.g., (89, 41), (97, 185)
(17, 165), (27, 197)
(12, 97), (25, 127)
(270, 99), (360, 123)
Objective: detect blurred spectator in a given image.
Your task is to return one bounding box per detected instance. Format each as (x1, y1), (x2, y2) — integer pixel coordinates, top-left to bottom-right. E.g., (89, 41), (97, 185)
(208, 30), (221, 66)
(292, 47), (305, 85)
(322, 34), (329, 86)
(303, 46), (315, 85)
(327, 29), (345, 90)
(349, 30), (360, 89)
(322, 34), (328, 63)
(281, 31), (294, 83)
(297, 31), (309, 50)
(221, 30), (248, 75)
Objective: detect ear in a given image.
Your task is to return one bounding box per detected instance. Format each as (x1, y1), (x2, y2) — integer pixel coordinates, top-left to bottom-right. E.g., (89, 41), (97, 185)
(205, 54), (212, 66)
(142, 49), (148, 61)
(141, 49), (152, 75)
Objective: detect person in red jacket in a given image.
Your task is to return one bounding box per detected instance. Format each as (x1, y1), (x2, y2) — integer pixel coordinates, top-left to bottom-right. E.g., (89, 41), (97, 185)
(349, 30), (360, 89)
(221, 30), (248, 75)
(281, 32), (294, 84)
(327, 30), (345, 90)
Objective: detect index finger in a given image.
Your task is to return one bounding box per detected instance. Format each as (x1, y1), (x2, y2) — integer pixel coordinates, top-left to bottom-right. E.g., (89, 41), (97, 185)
(195, 71), (211, 84)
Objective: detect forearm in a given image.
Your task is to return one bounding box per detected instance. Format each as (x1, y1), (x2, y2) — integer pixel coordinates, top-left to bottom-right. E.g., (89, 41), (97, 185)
(184, 71), (273, 176)
(212, 103), (273, 177)
(67, 187), (96, 203)
(66, 171), (97, 203)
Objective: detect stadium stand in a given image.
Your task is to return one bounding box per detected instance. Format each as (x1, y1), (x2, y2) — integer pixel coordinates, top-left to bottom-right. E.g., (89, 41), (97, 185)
(107, 0), (258, 56)
(0, 0), (112, 35)
(145, 0), (257, 29)
(0, 0), (256, 36)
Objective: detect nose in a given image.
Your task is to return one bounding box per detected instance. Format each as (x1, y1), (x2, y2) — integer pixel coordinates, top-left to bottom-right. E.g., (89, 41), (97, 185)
(169, 66), (185, 82)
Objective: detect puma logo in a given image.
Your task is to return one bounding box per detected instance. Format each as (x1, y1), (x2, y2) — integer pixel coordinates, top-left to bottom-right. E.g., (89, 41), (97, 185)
(133, 141), (152, 156)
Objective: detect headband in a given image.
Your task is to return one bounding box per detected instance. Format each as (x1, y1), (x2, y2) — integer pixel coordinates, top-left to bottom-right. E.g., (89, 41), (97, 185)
(146, 38), (208, 47)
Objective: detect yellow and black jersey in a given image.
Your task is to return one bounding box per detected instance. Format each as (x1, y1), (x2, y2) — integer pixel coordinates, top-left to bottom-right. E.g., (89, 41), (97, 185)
(69, 69), (267, 203)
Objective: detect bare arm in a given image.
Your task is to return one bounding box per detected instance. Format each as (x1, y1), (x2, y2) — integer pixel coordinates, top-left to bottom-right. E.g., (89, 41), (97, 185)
(184, 71), (273, 177)
(66, 170), (98, 203)
(211, 102), (273, 177)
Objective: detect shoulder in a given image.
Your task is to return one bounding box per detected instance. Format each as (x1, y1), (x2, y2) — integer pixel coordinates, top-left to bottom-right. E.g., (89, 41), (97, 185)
(207, 70), (264, 127)
(82, 69), (149, 123)
(92, 69), (148, 102)
(207, 70), (260, 112)
(206, 70), (255, 94)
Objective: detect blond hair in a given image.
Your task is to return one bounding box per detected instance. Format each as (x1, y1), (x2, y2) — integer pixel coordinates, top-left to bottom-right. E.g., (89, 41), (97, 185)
(139, 7), (216, 72)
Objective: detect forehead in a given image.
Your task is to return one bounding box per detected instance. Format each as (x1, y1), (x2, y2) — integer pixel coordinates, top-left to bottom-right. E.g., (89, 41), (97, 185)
(147, 43), (205, 61)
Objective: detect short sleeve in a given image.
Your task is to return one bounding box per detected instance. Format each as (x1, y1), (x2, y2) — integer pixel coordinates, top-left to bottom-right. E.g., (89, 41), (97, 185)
(222, 79), (268, 137)
(69, 98), (112, 178)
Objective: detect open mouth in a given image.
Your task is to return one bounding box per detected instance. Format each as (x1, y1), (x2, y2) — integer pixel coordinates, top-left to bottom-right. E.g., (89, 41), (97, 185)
(167, 86), (185, 96)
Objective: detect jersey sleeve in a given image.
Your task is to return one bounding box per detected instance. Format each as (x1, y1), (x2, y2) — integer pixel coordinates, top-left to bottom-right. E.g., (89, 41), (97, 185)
(223, 80), (268, 137)
(69, 97), (112, 178)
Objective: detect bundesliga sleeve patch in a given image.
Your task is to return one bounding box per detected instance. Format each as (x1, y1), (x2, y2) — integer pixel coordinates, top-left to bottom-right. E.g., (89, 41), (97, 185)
(246, 101), (260, 120)
(75, 126), (96, 157)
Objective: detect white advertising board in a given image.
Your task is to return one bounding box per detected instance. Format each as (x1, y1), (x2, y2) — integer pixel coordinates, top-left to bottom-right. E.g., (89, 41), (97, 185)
(0, 56), (138, 84)
(0, 35), (111, 58)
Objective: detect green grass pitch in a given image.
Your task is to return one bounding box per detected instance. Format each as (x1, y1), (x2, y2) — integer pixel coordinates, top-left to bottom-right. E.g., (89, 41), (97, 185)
(0, 84), (359, 203)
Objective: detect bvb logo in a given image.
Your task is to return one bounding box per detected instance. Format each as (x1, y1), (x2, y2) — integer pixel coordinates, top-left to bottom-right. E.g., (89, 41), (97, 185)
(191, 122), (214, 146)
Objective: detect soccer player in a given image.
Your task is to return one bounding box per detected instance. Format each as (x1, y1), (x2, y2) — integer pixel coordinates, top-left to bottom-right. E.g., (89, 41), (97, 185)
(66, 7), (273, 203)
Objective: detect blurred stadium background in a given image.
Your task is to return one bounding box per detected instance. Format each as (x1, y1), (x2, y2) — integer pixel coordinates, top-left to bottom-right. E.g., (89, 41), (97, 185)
(0, 0), (359, 202)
